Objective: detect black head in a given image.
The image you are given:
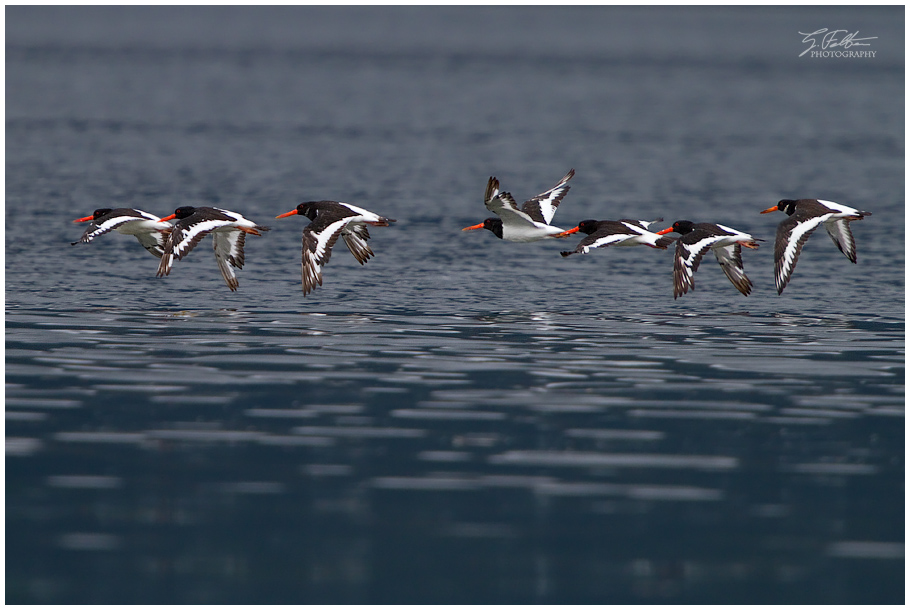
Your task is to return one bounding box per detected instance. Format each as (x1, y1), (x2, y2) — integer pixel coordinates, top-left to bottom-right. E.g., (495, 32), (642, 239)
(482, 217), (503, 239)
(294, 201), (328, 221)
(576, 219), (600, 235)
(777, 199), (798, 215)
(670, 220), (695, 234)
(172, 206), (198, 220)
(91, 208), (113, 220)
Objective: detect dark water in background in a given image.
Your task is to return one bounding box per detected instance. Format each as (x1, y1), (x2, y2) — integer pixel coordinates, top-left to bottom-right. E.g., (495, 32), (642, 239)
(5, 6), (905, 604)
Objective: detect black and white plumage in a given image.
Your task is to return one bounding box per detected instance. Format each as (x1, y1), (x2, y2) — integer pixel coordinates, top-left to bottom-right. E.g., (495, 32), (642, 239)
(558, 218), (674, 257)
(761, 199), (871, 294)
(462, 169), (574, 241)
(71, 208), (173, 258)
(276, 200), (396, 296)
(656, 220), (761, 299)
(156, 206), (270, 291)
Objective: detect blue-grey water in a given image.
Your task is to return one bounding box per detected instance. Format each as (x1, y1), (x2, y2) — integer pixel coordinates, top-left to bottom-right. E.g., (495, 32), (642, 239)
(5, 6), (905, 604)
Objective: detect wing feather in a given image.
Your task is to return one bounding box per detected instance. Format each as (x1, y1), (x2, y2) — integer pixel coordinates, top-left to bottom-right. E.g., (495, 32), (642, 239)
(341, 224), (374, 265)
(712, 243), (752, 296)
(823, 218), (858, 263)
(774, 215), (825, 294)
(72, 216), (135, 245)
(134, 230), (168, 258)
(561, 232), (631, 257)
(492, 191), (540, 227)
(672, 236), (719, 299)
(157, 220), (228, 277)
(520, 168), (574, 225)
(301, 218), (350, 295)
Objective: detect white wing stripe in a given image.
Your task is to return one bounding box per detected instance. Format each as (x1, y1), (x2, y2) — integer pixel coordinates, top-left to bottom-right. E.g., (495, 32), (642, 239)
(714, 224), (744, 237)
(682, 236), (722, 264)
(535, 186), (569, 226)
(133, 210), (163, 222)
(312, 218), (352, 262)
(212, 208), (245, 222)
(619, 222), (651, 235)
(779, 216), (827, 284)
(336, 202), (384, 221)
(172, 220), (233, 257)
(92, 216), (139, 234)
(583, 234), (634, 252)
(817, 199), (861, 215)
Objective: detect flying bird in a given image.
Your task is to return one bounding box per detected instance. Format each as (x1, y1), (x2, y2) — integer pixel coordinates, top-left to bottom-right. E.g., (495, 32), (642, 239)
(760, 199), (870, 294)
(462, 169), (575, 242)
(276, 200), (396, 296)
(156, 206), (270, 291)
(557, 218), (674, 256)
(71, 208), (173, 257)
(656, 220), (761, 298)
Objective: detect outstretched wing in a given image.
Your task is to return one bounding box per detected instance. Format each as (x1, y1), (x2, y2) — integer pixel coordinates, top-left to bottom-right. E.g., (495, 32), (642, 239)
(630, 218), (664, 231)
(301, 218), (351, 296)
(823, 217), (859, 263)
(712, 243), (752, 296)
(134, 230), (169, 258)
(72, 209), (164, 246)
(490, 191), (540, 227)
(561, 231), (633, 257)
(774, 214), (826, 294)
(209, 230), (246, 292)
(520, 168), (574, 225)
(341, 224), (374, 265)
(618, 219), (676, 249)
(157, 219), (224, 277)
(483, 176), (501, 211)
(212, 230), (246, 268)
(672, 235), (721, 299)
(72, 216), (134, 245)
(170, 220), (228, 260)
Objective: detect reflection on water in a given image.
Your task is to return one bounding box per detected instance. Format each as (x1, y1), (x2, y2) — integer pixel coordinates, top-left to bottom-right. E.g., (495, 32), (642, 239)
(6, 306), (904, 603)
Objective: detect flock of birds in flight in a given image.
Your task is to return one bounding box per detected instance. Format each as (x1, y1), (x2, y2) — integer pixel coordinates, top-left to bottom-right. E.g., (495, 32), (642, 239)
(72, 168), (870, 298)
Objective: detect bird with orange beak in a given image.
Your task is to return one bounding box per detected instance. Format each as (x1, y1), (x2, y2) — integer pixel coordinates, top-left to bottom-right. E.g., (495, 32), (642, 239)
(463, 169), (575, 242)
(760, 199), (870, 294)
(71, 208), (173, 257)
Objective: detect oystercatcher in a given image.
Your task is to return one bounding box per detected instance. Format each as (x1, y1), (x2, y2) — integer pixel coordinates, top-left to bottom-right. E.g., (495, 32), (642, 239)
(557, 218), (674, 256)
(156, 206), (270, 291)
(71, 208), (173, 258)
(275, 200), (396, 296)
(462, 169), (574, 242)
(656, 220), (761, 299)
(760, 199), (871, 294)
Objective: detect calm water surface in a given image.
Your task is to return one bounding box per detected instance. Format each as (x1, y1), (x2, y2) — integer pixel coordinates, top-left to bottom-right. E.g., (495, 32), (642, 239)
(6, 6), (905, 604)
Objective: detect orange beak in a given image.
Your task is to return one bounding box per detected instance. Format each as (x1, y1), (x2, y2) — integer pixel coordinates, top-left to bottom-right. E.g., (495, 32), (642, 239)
(159, 213), (177, 222)
(760, 206), (779, 214)
(73, 215), (94, 223)
(554, 226), (580, 238)
(656, 227), (675, 235)
(462, 222), (484, 231)
(276, 210), (299, 219)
